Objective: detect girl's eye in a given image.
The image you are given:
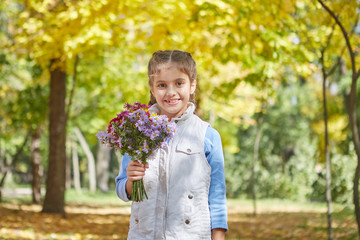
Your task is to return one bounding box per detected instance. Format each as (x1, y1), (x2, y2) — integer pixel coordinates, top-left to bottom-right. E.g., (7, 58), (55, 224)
(176, 81), (184, 86)
(157, 83), (166, 88)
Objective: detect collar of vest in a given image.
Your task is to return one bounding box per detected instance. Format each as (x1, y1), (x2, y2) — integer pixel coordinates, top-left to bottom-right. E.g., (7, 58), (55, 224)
(149, 102), (195, 123)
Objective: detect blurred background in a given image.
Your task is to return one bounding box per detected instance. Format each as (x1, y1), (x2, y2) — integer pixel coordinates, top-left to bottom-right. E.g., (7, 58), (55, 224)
(1, 0), (360, 239)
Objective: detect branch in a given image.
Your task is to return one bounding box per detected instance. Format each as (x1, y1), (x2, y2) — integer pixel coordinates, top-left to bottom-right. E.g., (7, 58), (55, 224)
(66, 55), (79, 122)
(317, 0), (356, 76)
(356, 69), (360, 81)
(324, 23), (335, 53)
(320, 23), (336, 78)
(0, 130), (31, 188)
(327, 62), (338, 77)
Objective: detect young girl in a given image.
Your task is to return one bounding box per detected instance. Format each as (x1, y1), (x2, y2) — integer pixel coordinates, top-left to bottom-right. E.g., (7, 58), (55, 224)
(115, 50), (228, 240)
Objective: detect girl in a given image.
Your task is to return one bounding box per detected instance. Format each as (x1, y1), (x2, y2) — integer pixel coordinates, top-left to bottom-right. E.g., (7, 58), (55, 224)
(115, 50), (228, 240)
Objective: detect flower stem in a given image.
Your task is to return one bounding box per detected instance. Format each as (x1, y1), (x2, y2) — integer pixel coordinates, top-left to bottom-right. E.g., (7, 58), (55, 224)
(132, 179), (148, 202)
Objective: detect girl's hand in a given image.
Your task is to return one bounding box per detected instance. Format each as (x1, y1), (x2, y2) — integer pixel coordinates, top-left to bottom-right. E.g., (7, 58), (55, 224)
(125, 161), (149, 198)
(126, 160), (149, 183)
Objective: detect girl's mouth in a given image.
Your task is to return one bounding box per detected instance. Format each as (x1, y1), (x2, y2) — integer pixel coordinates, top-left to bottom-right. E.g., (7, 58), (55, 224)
(165, 99), (180, 105)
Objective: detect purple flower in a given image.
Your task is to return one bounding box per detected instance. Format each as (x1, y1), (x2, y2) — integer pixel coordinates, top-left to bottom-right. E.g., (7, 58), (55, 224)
(150, 130), (160, 140)
(97, 102), (176, 162)
(143, 140), (149, 153)
(96, 131), (107, 141)
(136, 148), (142, 155)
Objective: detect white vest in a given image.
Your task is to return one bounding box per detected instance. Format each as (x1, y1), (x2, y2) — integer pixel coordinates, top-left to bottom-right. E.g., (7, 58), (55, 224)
(127, 103), (211, 240)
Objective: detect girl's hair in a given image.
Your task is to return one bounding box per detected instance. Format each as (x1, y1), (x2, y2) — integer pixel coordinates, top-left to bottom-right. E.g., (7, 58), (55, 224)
(148, 50), (197, 105)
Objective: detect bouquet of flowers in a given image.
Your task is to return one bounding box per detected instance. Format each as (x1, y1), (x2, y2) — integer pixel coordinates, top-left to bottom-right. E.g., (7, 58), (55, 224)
(96, 102), (177, 202)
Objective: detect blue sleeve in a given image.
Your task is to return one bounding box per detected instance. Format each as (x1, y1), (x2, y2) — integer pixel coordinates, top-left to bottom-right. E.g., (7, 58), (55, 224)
(115, 153), (132, 202)
(205, 126), (228, 231)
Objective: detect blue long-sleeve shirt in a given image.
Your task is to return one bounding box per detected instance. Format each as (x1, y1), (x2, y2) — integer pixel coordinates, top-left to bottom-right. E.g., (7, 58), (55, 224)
(115, 126), (228, 231)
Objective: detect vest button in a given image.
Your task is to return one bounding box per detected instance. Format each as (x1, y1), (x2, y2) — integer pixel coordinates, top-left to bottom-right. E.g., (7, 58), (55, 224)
(188, 194), (193, 199)
(185, 219), (190, 224)
(187, 148), (191, 153)
(135, 219), (139, 224)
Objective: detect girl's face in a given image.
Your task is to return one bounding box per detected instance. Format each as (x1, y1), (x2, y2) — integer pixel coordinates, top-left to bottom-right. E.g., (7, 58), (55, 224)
(151, 64), (196, 120)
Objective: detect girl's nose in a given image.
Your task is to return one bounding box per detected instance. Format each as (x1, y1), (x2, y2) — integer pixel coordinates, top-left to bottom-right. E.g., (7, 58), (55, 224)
(166, 85), (176, 96)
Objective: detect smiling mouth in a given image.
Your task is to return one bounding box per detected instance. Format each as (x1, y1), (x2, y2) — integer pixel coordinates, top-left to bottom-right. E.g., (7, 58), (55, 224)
(165, 99), (180, 104)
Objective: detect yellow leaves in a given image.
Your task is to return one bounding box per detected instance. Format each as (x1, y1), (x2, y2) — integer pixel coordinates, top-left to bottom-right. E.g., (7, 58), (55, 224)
(18, 11), (30, 19)
(65, 23), (112, 52)
(312, 114), (348, 142)
(281, 0), (296, 13)
(201, 61), (261, 126)
(12, 0), (124, 66)
(20, 17), (43, 36)
(0, 202), (133, 239)
(1, 196), (357, 239)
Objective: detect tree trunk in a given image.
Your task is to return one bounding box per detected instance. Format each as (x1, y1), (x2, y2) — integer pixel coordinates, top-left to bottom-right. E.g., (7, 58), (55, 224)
(251, 114), (263, 217)
(350, 72), (360, 237)
(30, 127), (43, 204)
(74, 127), (96, 193)
(71, 140), (81, 192)
(0, 131), (30, 202)
(321, 59), (333, 240)
(42, 59), (67, 214)
(0, 123), (5, 200)
(96, 142), (111, 192)
(115, 151), (123, 170)
(0, 121), (5, 174)
(65, 145), (71, 190)
(317, 1), (360, 236)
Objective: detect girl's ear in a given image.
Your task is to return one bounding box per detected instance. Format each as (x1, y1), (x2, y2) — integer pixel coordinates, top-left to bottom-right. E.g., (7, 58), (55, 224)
(190, 80), (197, 94)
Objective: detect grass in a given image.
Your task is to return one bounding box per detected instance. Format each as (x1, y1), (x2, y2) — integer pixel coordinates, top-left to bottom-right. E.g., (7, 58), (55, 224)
(65, 189), (128, 206)
(63, 190), (356, 215)
(2, 187), (130, 207)
(226, 197), (353, 214)
(2, 186), (355, 213)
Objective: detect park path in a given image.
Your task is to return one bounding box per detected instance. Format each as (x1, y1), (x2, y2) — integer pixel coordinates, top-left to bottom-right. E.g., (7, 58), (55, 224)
(2, 188), (43, 197)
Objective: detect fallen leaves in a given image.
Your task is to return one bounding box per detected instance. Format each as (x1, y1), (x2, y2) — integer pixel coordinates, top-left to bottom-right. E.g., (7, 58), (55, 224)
(0, 202), (358, 239)
(0, 203), (130, 239)
(226, 211), (357, 239)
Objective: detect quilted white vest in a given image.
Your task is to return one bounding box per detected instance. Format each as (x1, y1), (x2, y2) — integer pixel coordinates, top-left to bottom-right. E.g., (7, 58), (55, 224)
(127, 103), (211, 240)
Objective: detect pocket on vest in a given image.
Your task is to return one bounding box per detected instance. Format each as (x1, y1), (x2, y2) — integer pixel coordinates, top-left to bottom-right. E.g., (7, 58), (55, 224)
(176, 143), (202, 155)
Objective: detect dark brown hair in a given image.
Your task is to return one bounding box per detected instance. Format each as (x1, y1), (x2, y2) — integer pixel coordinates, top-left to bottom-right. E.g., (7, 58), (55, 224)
(148, 50), (197, 105)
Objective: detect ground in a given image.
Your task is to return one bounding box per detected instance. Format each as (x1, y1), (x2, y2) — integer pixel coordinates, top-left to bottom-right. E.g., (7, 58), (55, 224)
(0, 197), (358, 239)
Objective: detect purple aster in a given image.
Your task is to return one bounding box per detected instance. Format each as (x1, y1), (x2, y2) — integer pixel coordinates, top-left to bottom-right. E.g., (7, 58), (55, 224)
(150, 130), (160, 140)
(143, 140), (149, 153)
(96, 131), (107, 141)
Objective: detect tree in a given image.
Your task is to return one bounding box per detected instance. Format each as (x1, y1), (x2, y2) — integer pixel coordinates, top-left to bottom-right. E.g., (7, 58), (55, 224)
(42, 59), (67, 213)
(9, 0), (208, 213)
(30, 126), (42, 204)
(71, 139), (81, 192)
(9, 0), (137, 212)
(250, 108), (264, 217)
(320, 32), (335, 239)
(317, 0), (360, 236)
(74, 127), (96, 193)
(96, 143), (111, 192)
(18, 84), (48, 204)
(0, 52), (48, 204)
(0, 132), (30, 202)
